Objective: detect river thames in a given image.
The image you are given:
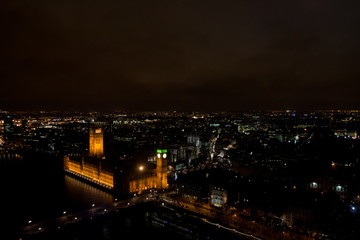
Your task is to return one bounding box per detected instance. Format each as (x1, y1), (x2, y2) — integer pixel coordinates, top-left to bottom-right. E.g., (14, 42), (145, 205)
(0, 152), (113, 238)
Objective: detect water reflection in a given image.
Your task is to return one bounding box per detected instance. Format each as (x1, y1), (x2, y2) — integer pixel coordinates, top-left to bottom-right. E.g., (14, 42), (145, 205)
(64, 175), (114, 208)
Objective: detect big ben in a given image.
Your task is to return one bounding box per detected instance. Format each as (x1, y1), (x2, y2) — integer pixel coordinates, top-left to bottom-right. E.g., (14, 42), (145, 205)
(156, 149), (168, 189)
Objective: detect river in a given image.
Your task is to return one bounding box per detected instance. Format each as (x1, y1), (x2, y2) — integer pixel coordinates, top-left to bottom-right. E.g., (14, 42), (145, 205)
(0, 151), (114, 238)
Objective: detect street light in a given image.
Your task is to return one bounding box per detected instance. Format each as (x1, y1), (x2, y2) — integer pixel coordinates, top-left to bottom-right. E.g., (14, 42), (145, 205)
(139, 165), (144, 171)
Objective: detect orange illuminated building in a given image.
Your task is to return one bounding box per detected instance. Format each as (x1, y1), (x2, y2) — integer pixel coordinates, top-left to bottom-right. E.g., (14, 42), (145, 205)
(64, 155), (114, 188)
(123, 149), (168, 193)
(89, 128), (104, 157)
(64, 125), (168, 194)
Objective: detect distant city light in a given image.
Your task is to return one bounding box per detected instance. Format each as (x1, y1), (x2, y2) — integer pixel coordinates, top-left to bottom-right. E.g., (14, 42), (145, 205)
(3, 109), (360, 239)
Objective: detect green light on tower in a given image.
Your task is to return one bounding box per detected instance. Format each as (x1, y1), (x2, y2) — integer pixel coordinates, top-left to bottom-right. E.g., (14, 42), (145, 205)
(157, 149), (167, 153)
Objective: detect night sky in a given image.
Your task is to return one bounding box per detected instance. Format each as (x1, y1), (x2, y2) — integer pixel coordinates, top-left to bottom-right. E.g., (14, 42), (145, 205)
(1, 1), (360, 111)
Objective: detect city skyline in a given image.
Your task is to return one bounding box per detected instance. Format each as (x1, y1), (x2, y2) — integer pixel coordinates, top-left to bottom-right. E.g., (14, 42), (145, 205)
(1, 110), (360, 239)
(2, 1), (360, 112)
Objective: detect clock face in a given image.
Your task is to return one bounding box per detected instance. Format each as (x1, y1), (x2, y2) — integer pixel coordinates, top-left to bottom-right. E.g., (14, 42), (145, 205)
(162, 153), (167, 159)
(157, 153), (161, 158)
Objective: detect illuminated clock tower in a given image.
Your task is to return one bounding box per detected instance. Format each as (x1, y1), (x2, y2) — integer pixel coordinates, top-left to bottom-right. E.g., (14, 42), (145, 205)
(89, 127), (104, 157)
(156, 149), (168, 189)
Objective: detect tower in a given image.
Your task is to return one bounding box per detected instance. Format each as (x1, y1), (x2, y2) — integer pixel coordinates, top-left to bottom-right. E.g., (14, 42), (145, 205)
(156, 149), (168, 189)
(89, 127), (104, 157)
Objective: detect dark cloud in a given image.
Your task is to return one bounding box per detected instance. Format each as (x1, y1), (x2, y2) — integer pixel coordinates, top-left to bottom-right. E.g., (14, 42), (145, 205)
(1, 0), (360, 111)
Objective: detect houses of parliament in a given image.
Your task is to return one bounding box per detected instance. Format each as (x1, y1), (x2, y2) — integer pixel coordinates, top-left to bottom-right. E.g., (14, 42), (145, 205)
(64, 123), (168, 195)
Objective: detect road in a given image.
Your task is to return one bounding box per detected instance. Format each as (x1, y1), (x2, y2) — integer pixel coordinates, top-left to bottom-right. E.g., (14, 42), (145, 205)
(160, 193), (264, 240)
(159, 192), (313, 240)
